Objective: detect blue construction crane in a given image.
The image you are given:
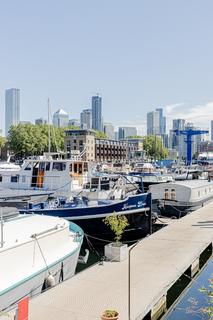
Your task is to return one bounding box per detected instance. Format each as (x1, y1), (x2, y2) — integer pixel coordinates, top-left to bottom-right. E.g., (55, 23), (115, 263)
(173, 129), (209, 165)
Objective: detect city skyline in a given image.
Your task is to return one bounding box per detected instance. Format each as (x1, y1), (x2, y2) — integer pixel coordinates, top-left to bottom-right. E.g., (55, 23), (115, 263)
(0, 1), (213, 134)
(2, 89), (212, 136)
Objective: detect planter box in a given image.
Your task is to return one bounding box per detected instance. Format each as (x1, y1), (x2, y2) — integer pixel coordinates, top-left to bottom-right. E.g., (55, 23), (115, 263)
(104, 242), (128, 262)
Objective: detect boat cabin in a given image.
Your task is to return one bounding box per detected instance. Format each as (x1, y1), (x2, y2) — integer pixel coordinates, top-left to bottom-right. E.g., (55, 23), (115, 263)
(0, 155), (89, 196)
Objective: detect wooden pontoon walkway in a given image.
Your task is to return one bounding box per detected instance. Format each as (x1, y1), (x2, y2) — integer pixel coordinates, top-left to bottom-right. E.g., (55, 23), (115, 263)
(11, 202), (213, 319)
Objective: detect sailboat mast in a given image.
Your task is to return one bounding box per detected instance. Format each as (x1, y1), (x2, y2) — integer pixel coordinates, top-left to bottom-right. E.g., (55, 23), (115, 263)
(48, 98), (51, 154)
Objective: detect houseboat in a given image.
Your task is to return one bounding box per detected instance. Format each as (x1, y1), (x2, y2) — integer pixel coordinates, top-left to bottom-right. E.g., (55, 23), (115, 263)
(150, 180), (213, 217)
(0, 153), (90, 198)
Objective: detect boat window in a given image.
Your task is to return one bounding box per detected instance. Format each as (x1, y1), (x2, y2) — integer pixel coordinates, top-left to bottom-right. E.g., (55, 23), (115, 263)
(0, 175), (2, 182)
(24, 162), (32, 171)
(11, 175), (19, 183)
(52, 162), (66, 171)
(79, 163), (82, 174)
(33, 162), (39, 169)
(45, 162), (50, 171)
(39, 162), (46, 171)
(84, 163), (88, 172)
(74, 163), (78, 173)
(171, 189), (176, 200)
(164, 189), (169, 199)
(69, 163), (73, 172)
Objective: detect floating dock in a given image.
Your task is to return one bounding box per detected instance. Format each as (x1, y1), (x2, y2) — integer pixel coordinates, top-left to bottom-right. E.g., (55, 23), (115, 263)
(9, 202), (213, 320)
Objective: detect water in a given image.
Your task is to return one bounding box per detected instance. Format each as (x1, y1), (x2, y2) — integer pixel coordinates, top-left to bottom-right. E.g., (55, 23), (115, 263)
(164, 257), (213, 320)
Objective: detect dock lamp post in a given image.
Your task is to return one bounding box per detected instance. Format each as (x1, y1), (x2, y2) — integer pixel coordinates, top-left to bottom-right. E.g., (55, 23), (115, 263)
(128, 240), (140, 320)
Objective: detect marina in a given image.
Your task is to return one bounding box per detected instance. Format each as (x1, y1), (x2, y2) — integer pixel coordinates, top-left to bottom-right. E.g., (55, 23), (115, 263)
(1, 3), (213, 318)
(8, 198), (213, 320)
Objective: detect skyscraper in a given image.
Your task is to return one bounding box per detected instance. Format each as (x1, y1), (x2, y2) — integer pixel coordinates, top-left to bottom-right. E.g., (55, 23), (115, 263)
(172, 119), (186, 159)
(53, 108), (69, 128)
(104, 123), (115, 140)
(92, 95), (102, 131)
(211, 120), (213, 141)
(118, 127), (137, 139)
(147, 108), (166, 136)
(156, 107), (166, 134)
(5, 88), (20, 135)
(80, 109), (92, 130)
(147, 111), (160, 135)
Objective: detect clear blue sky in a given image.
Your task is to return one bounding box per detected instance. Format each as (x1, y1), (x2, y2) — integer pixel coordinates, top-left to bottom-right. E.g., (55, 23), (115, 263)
(0, 0), (213, 133)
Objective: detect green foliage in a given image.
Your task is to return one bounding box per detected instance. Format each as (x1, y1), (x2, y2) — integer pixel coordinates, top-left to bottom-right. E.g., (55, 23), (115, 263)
(0, 136), (6, 149)
(143, 135), (168, 160)
(94, 130), (107, 139)
(126, 135), (143, 139)
(66, 125), (80, 130)
(102, 310), (118, 318)
(103, 214), (129, 244)
(8, 124), (65, 158)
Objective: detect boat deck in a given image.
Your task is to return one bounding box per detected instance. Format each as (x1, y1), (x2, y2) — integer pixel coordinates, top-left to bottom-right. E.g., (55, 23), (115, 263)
(8, 202), (213, 320)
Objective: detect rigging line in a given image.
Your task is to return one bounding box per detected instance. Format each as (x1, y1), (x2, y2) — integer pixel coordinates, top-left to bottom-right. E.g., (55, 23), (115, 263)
(34, 237), (51, 275)
(84, 232), (146, 244)
(85, 235), (101, 258)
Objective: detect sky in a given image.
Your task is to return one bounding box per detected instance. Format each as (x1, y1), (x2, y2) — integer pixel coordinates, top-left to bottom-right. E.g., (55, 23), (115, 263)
(0, 0), (213, 135)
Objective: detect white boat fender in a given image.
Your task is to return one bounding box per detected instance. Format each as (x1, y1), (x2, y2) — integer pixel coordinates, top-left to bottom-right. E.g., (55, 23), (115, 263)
(45, 274), (56, 287)
(78, 249), (89, 264)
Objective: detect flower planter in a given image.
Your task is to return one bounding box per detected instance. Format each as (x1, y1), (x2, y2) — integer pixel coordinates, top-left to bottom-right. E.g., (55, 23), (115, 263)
(101, 314), (118, 320)
(104, 242), (128, 262)
(101, 311), (119, 320)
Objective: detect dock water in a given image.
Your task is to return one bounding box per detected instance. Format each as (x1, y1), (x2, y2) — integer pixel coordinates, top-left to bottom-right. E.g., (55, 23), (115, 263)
(9, 202), (213, 320)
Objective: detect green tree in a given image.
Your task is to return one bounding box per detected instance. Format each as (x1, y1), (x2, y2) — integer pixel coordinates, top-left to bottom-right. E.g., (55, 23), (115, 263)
(126, 135), (143, 139)
(94, 130), (107, 139)
(8, 124), (65, 158)
(0, 136), (6, 150)
(143, 135), (168, 160)
(103, 214), (129, 244)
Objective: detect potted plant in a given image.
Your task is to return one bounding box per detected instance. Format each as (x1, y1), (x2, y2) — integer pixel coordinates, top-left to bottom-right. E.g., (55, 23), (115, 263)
(101, 309), (119, 320)
(103, 214), (129, 262)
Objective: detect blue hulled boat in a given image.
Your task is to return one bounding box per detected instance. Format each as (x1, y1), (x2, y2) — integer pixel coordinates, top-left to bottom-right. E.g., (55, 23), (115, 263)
(21, 192), (152, 242)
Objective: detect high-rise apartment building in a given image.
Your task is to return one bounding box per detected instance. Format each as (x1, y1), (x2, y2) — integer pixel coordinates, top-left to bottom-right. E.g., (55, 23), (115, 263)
(172, 119), (186, 159)
(80, 109), (92, 130)
(92, 95), (102, 131)
(104, 123), (115, 140)
(147, 108), (166, 136)
(69, 119), (80, 127)
(118, 127), (137, 140)
(147, 111), (160, 135)
(5, 88), (20, 135)
(35, 118), (47, 125)
(53, 109), (69, 128)
(211, 120), (213, 141)
(156, 108), (166, 134)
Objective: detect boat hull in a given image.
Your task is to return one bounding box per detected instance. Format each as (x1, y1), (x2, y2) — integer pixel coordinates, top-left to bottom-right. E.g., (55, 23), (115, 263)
(156, 194), (213, 218)
(1, 248), (80, 312)
(22, 193), (152, 243)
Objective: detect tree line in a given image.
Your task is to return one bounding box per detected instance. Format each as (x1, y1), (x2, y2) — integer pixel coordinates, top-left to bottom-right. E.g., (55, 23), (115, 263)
(0, 124), (168, 160)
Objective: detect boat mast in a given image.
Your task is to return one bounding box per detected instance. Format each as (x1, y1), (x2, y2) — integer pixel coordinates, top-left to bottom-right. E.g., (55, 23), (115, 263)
(48, 98), (51, 154)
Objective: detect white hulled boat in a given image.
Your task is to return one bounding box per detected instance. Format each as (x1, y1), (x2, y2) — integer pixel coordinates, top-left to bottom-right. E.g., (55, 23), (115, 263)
(0, 153), (90, 198)
(0, 211), (83, 311)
